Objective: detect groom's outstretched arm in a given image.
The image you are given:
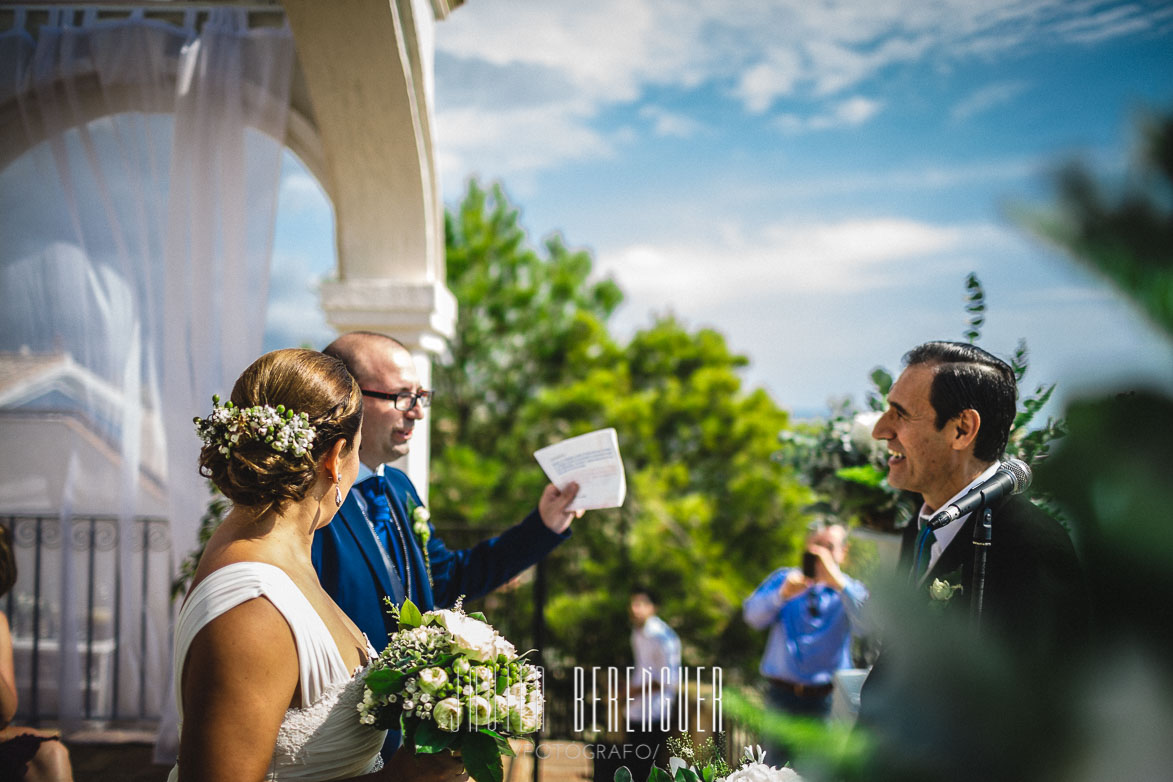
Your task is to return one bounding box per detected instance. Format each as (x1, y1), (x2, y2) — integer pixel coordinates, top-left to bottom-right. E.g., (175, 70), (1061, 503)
(427, 482), (582, 608)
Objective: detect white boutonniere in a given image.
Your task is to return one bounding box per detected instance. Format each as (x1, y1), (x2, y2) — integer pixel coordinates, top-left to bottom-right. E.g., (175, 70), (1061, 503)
(928, 578), (963, 604)
(407, 498), (433, 588)
(411, 504), (431, 544)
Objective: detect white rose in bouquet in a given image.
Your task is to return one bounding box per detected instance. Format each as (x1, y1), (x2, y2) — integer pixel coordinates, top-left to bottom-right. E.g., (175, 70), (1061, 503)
(468, 695), (494, 726)
(432, 697), (463, 732)
(430, 609), (507, 662)
(472, 665), (495, 691)
(508, 703), (541, 734)
(725, 763), (803, 782)
(418, 667), (449, 695)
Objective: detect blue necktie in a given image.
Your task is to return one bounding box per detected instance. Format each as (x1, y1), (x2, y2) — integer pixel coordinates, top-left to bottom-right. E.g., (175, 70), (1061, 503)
(912, 524), (937, 582)
(358, 476), (391, 542)
(358, 476), (408, 589)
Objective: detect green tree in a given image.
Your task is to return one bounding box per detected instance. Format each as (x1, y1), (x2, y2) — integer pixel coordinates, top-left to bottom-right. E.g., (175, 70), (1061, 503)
(525, 315), (811, 679)
(431, 180), (623, 523)
(431, 181), (812, 685)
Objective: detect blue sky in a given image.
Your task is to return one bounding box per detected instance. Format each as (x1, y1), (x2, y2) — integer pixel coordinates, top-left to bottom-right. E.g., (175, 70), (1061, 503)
(266, 0), (1173, 417)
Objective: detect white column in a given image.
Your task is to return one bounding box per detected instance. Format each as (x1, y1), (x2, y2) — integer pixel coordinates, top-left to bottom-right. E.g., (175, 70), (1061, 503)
(321, 278), (456, 500)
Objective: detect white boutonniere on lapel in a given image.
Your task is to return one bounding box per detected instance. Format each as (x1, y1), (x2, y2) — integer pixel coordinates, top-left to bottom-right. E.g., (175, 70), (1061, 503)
(406, 497), (433, 588)
(928, 577), (963, 607)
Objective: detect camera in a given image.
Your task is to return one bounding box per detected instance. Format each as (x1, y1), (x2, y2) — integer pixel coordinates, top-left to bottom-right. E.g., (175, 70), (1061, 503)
(802, 551), (818, 579)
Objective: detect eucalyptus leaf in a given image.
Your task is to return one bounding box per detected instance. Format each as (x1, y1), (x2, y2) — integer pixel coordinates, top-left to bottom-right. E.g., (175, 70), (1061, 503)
(365, 668), (405, 694)
(415, 720), (457, 754)
(400, 599), (423, 629)
(648, 767), (674, 782)
(462, 729), (504, 782)
(481, 728), (516, 757)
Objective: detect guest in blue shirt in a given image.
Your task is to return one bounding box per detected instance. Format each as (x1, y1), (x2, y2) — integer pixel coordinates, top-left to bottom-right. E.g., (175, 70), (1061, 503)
(743, 520), (868, 763)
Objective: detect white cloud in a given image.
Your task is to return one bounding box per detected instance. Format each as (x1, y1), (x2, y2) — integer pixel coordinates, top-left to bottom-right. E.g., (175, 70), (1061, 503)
(594, 217), (1013, 312)
(434, 1), (1164, 180)
(737, 156), (1043, 199)
(277, 170), (330, 215)
(733, 48), (804, 114)
(263, 252), (336, 352)
(1053, 2), (1172, 45)
(436, 102), (618, 192)
(638, 106), (705, 138)
(774, 96), (883, 133)
(950, 80), (1031, 122)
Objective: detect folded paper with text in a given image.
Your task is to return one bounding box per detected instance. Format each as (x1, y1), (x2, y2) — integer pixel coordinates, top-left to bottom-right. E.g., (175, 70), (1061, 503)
(533, 428), (626, 511)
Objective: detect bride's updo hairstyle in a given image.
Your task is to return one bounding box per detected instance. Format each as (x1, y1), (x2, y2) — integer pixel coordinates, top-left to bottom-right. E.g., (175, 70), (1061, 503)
(198, 349), (362, 510)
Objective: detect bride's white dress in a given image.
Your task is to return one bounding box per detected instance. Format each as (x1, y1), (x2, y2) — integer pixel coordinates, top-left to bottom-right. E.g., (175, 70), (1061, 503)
(167, 561), (386, 781)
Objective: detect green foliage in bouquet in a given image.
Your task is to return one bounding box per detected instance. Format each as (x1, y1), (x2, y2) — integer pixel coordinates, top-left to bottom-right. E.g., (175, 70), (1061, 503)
(776, 272), (1067, 533)
(360, 600), (543, 782)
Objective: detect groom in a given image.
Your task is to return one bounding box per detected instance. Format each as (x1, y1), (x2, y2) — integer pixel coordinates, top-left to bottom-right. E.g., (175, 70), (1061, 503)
(313, 332), (581, 752)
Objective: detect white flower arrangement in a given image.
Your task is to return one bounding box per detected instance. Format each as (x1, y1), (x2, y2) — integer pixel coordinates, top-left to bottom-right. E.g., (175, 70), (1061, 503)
(359, 599), (543, 782)
(193, 395), (315, 457)
(622, 739), (803, 782)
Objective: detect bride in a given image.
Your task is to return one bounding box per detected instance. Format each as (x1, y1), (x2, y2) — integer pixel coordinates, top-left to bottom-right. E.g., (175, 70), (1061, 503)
(170, 349), (419, 781)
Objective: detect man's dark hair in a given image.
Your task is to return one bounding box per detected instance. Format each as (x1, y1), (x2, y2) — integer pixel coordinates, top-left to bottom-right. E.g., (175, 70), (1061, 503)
(903, 341), (1017, 462)
(631, 586), (659, 606)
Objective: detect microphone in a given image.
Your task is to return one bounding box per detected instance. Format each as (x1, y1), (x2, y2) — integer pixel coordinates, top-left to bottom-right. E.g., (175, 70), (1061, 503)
(926, 458), (1032, 530)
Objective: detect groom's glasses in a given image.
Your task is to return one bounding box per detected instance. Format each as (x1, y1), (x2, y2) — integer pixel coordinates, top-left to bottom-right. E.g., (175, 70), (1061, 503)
(361, 388), (433, 412)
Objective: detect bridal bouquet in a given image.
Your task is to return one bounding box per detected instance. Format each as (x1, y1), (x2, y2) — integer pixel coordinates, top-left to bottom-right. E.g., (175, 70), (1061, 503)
(359, 599), (544, 782)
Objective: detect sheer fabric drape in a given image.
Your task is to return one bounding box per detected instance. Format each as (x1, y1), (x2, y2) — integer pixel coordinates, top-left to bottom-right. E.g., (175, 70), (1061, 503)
(0, 6), (294, 738)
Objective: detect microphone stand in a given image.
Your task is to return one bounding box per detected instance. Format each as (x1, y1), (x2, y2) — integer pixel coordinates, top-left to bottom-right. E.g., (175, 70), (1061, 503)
(969, 507), (993, 628)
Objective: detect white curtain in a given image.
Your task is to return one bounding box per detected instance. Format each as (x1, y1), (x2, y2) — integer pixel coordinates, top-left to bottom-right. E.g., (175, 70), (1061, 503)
(0, 6), (294, 741)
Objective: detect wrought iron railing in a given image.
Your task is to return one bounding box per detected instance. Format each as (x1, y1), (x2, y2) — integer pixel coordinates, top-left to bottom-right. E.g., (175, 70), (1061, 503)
(2, 514), (171, 723)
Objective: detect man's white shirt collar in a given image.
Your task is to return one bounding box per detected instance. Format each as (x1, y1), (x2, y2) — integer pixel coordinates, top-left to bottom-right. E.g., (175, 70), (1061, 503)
(353, 462), (385, 515)
(916, 462), (1001, 584)
(356, 462), (384, 484)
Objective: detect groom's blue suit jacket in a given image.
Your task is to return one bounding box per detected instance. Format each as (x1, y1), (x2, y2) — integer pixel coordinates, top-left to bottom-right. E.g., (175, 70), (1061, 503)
(311, 466), (570, 656)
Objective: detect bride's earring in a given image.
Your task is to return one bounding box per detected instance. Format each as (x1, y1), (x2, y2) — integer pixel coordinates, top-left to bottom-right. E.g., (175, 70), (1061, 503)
(334, 480), (343, 506)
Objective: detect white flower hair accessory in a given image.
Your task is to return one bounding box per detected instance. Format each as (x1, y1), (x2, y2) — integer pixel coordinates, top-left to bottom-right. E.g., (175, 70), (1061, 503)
(194, 394), (316, 458)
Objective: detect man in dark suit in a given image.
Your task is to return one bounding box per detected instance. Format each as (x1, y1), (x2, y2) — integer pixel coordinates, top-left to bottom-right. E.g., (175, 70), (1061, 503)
(312, 332), (581, 758)
(869, 341), (1084, 654)
(855, 341), (1086, 780)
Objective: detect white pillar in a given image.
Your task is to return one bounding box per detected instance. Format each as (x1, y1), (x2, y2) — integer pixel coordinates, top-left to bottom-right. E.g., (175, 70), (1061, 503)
(286, 0), (460, 500)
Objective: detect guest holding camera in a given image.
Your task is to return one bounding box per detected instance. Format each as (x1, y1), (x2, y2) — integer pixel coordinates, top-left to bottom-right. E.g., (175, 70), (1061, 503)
(743, 521), (868, 763)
